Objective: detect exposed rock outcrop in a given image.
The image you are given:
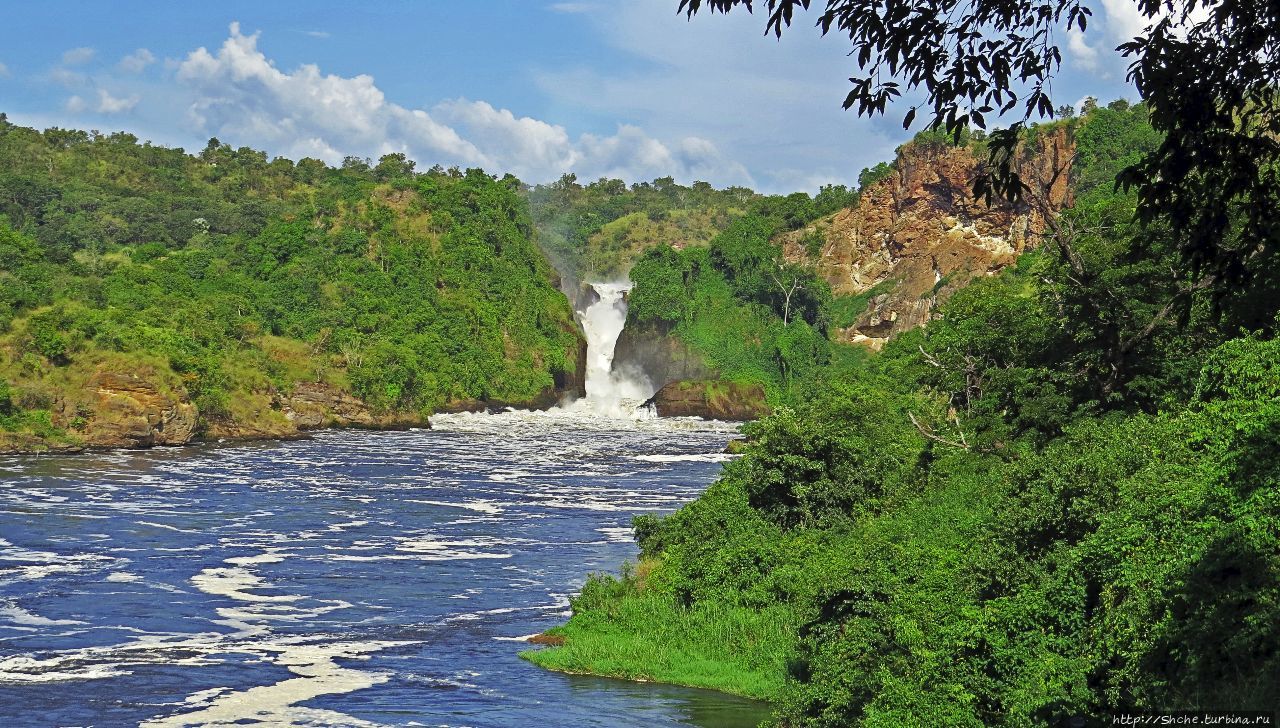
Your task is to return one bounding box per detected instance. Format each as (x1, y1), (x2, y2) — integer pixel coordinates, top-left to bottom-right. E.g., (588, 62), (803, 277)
(81, 371), (198, 448)
(204, 382), (428, 441)
(784, 127), (1074, 348)
(643, 380), (769, 421)
(281, 382), (379, 429)
(614, 323), (718, 392)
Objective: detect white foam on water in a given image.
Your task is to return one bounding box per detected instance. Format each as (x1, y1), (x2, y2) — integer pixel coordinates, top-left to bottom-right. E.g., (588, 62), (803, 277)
(326, 536), (514, 563)
(0, 655), (130, 682)
(487, 470), (535, 482)
(132, 551), (409, 725)
(596, 527), (634, 543)
(492, 633), (544, 642)
(0, 539), (118, 586)
(225, 552), (291, 566)
(141, 639), (400, 728)
(135, 520), (200, 534)
(0, 604), (86, 627)
(407, 499), (504, 515)
(191, 566), (301, 604)
(632, 453), (737, 463)
(181, 685), (232, 705)
(326, 520), (369, 532)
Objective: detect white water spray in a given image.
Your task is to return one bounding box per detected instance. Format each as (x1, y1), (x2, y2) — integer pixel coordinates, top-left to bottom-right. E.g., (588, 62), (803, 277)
(564, 282), (653, 419)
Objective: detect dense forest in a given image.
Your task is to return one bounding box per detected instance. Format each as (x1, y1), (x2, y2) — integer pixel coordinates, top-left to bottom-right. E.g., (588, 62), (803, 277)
(527, 171), (856, 280)
(0, 114), (582, 448)
(526, 102), (1280, 723)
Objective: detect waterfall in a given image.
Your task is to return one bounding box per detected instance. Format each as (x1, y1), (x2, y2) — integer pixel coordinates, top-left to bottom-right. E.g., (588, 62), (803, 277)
(565, 282), (653, 418)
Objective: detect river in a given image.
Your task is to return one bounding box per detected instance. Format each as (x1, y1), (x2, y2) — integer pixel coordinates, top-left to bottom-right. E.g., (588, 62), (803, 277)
(0, 410), (770, 726)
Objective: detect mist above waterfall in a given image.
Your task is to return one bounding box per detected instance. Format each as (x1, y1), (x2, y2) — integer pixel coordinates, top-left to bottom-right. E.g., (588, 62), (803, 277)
(564, 282), (654, 418)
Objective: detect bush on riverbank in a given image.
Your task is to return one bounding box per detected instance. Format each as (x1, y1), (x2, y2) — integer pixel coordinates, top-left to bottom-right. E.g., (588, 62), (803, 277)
(524, 562), (795, 700)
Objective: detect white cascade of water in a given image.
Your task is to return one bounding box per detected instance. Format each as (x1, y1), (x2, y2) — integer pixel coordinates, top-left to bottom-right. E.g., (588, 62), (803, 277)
(563, 281), (654, 419)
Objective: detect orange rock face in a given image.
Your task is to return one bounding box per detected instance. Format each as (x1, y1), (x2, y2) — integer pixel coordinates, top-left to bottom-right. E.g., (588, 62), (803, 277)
(84, 371), (198, 448)
(784, 127), (1074, 348)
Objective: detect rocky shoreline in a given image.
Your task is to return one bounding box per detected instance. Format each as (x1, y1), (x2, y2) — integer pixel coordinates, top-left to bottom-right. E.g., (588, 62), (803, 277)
(642, 380), (770, 421)
(0, 369), (581, 457)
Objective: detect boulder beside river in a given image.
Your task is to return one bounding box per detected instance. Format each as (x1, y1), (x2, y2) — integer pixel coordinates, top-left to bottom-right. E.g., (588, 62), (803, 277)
(643, 380), (769, 421)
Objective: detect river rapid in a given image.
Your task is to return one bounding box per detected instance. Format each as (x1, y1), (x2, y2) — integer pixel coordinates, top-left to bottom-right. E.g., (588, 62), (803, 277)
(0, 411), (769, 727)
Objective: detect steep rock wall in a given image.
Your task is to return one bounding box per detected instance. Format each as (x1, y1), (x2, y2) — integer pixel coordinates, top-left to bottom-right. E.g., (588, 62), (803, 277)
(643, 380), (769, 421)
(784, 127), (1074, 348)
(613, 322), (718, 391)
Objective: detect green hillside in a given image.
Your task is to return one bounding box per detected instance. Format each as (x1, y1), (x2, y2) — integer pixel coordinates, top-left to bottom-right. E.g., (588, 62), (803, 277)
(0, 116), (581, 450)
(525, 102), (1280, 723)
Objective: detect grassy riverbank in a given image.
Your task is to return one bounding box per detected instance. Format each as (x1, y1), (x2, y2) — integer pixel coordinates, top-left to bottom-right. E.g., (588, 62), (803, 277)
(522, 560), (795, 701)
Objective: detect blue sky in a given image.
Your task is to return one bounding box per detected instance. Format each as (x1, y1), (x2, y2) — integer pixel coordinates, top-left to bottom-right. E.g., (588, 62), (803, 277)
(0, 1), (1141, 194)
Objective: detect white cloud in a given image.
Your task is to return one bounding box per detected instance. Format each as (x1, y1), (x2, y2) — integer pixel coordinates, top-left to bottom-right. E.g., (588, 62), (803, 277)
(434, 99), (575, 175)
(172, 22), (750, 186)
(118, 48), (155, 73)
(302, 30), (331, 39)
(0, 62), (9, 79)
(49, 67), (85, 87)
(1098, 0), (1152, 41)
(64, 89), (139, 115)
(62, 47), (96, 66)
(177, 23), (482, 164)
(1065, 0), (1214, 82)
(96, 89), (139, 114)
(1066, 28), (1100, 71)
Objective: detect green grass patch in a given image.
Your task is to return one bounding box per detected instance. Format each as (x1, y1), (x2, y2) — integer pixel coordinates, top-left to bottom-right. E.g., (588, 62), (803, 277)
(522, 572), (795, 702)
(827, 278), (897, 329)
(0, 408), (66, 438)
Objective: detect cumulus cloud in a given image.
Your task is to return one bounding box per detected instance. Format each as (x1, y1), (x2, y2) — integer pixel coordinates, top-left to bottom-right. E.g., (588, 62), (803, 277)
(1067, 28), (1100, 71)
(433, 99), (574, 175)
(62, 47), (96, 66)
(64, 89), (140, 115)
(173, 23), (750, 186)
(1098, 0), (1153, 41)
(96, 89), (139, 114)
(118, 48), (155, 73)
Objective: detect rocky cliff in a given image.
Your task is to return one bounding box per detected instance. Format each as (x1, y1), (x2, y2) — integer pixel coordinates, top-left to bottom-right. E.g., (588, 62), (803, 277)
(81, 371), (199, 448)
(783, 127), (1074, 348)
(643, 380), (769, 421)
(43, 366), (428, 450)
(613, 322), (718, 392)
